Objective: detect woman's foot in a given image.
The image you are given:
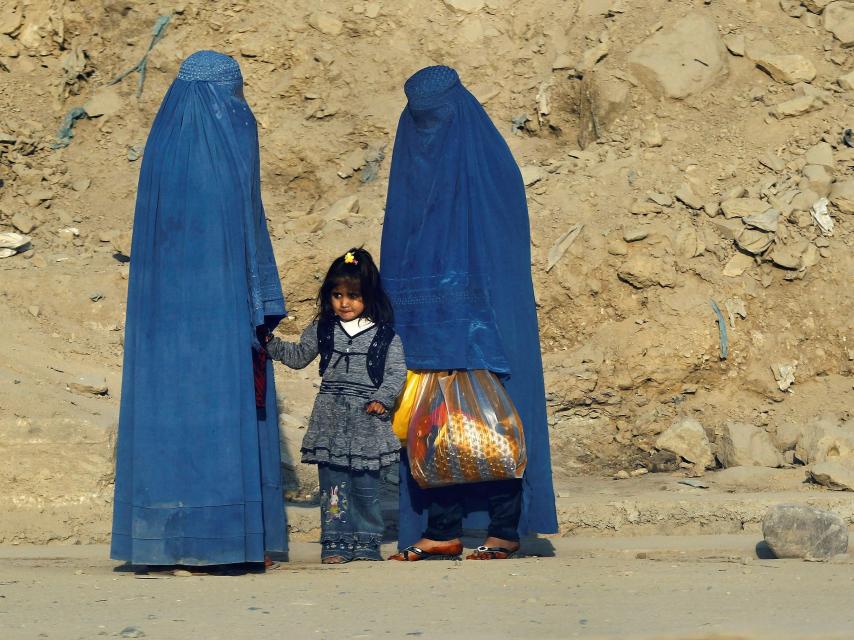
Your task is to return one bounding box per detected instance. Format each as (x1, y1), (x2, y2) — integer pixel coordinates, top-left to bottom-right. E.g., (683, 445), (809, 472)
(321, 555), (350, 565)
(465, 536), (521, 560)
(388, 538), (463, 561)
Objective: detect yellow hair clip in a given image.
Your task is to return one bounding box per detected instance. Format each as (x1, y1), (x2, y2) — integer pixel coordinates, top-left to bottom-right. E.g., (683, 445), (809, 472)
(344, 252), (357, 265)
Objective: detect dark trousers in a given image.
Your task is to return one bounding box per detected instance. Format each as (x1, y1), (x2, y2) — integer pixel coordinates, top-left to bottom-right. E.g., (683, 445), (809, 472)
(424, 479), (522, 542)
(318, 463), (384, 560)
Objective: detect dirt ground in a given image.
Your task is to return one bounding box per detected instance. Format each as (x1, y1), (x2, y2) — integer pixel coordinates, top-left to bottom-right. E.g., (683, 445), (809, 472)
(2, 1), (854, 638)
(2, 536), (853, 640)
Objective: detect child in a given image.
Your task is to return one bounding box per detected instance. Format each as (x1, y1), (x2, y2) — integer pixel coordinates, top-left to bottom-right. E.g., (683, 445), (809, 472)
(265, 248), (406, 564)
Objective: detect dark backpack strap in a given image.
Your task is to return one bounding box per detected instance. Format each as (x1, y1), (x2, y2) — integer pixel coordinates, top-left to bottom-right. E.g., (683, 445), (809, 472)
(317, 318), (335, 377)
(366, 324), (396, 387)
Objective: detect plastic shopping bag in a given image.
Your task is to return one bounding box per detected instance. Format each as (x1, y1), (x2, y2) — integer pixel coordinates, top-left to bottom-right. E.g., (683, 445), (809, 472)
(406, 370), (527, 489)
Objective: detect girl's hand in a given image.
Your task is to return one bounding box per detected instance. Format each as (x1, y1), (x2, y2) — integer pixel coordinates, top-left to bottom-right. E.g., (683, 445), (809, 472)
(365, 401), (387, 415)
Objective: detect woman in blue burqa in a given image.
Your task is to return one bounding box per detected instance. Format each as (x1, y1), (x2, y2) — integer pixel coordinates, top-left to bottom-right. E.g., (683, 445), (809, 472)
(383, 66), (558, 561)
(111, 51), (287, 570)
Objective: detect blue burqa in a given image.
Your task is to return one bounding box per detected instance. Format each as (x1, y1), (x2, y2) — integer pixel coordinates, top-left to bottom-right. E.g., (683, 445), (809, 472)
(381, 66), (558, 547)
(111, 51), (287, 565)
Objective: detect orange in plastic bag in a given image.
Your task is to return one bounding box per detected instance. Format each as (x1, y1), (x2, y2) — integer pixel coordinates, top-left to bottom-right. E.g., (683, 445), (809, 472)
(406, 370), (527, 489)
(391, 370), (423, 442)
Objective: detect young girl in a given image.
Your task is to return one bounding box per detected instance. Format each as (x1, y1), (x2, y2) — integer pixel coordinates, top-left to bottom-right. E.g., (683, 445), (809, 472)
(265, 248), (405, 564)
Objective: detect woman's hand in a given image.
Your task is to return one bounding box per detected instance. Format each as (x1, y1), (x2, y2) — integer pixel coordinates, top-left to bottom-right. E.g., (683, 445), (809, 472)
(365, 401), (387, 415)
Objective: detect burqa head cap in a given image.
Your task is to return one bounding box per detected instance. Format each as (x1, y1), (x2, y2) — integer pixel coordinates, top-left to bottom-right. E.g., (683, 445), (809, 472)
(177, 50), (243, 84)
(404, 65), (461, 109)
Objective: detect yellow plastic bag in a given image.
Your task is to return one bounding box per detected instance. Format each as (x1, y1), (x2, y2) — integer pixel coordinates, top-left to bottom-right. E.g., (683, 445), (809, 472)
(406, 370), (527, 489)
(391, 370), (423, 442)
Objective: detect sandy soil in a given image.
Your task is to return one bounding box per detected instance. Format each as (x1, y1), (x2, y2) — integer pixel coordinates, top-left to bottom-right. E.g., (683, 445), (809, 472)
(1, 536), (853, 640)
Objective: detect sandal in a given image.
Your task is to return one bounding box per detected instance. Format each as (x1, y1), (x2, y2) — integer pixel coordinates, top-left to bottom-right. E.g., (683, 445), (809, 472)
(388, 542), (463, 561)
(321, 555), (351, 565)
(466, 545), (519, 560)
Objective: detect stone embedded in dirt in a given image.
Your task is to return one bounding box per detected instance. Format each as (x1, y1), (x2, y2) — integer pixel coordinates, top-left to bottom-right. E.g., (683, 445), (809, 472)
(628, 13), (728, 99)
(808, 461), (854, 491)
(771, 95), (821, 118)
(804, 0), (834, 12)
(720, 197), (767, 219)
(655, 417), (714, 469)
(66, 375), (108, 396)
(722, 251), (754, 277)
(839, 69), (854, 90)
(648, 192), (672, 207)
(325, 195), (360, 220)
(0, 3), (22, 35)
(829, 179), (854, 214)
(308, 12), (343, 36)
(674, 183), (703, 210)
(613, 469), (630, 479)
(759, 152), (786, 172)
(11, 211), (36, 234)
(521, 165), (546, 186)
(629, 200), (662, 215)
(762, 504), (848, 560)
(716, 422), (783, 468)
(674, 227), (704, 259)
(752, 52), (816, 84)
(640, 120), (664, 147)
(442, 0), (484, 11)
(742, 208), (779, 233)
(577, 71), (630, 148)
(617, 254), (677, 289)
(769, 241), (810, 270)
(119, 626), (146, 639)
(772, 362), (797, 392)
(622, 226), (648, 242)
(84, 87), (123, 118)
(735, 228), (773, 255)
(24, 188), (53, 208)
(781, 0), (807, 16)
(823, 2), (854, 46)
(801, 164), (833, 197)
(805, 142), (835, 167)
(723, 33), (745, 56)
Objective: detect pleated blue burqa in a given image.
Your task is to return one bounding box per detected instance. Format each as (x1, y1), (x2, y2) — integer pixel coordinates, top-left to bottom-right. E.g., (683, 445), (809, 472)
(111, 51), (287, 565)
(380, 66), (558, 548)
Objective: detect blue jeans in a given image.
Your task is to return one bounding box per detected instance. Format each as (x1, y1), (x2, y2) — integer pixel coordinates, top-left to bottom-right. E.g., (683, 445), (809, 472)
(318, 464), (384, 561)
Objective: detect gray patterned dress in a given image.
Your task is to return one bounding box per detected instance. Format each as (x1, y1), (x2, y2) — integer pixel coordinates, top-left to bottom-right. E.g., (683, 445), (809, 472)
(266, 320), (406, 470)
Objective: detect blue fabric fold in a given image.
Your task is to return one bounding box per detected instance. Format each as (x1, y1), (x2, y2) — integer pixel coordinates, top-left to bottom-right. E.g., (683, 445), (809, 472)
(111, 51), (287, 566)
(381, 66), (558, 546)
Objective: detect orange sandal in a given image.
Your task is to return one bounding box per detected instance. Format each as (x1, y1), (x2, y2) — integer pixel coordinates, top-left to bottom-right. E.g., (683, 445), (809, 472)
(466, 545), (519, 560)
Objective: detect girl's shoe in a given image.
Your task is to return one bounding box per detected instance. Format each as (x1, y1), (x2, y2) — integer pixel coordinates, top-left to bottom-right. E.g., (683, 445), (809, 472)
(388, 541), (463, 561)
(321, 541), (353, 564)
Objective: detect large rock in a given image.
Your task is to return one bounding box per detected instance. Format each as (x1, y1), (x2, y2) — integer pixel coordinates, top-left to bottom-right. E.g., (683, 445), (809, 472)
(795, 419), (854, 464)
(655, 417), (714, 468)
(716, 422), (783, 468)
(628, 13), (727, 99)
(762, 504), (848, 560)
(829, 179), (854, 214)
(824, 2), (854, 46)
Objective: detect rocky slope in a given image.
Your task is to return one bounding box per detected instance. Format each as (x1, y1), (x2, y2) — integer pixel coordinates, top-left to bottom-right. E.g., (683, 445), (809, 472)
(0, 0), (852, 543)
